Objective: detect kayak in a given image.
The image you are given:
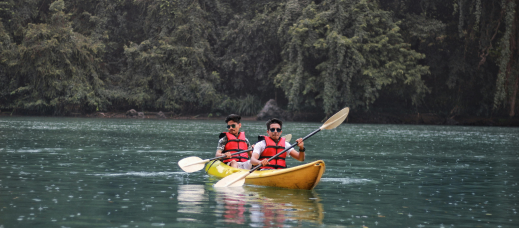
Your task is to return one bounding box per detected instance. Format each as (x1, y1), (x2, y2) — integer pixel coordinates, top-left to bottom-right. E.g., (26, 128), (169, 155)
(205, 160), (326, 190)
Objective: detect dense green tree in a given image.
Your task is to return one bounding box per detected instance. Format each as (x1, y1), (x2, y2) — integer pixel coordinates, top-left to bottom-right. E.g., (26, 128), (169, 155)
(493, 0), (518, 116)
(0, 21), (11, 108)
(66, 0), (149, 75)
(109, 0), (220, 113)
(380, 0), (518, 117)
(275, 0), (429, 116)
(2, 0), (107, 114)
(209, 1), (287, 115)
(214, 2), (283, 97)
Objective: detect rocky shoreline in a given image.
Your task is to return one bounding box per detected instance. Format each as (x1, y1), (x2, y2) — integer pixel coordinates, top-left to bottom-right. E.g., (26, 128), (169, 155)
(1, 110), (518, 126)
(1, 99), (518, 126)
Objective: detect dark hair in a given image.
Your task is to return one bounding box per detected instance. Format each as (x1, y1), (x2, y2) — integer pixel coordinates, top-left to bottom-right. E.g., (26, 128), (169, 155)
(225, 114), (241, 123)
(266, 118), (283, 129)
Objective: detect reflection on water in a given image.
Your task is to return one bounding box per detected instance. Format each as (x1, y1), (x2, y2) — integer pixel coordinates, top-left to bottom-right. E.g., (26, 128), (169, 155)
(247, 187), (324, 227)
(215, 187), (247, 225)
(175, 184), (325, 227)
(215, 186), (324, 226)
(177, 185), (207, 217)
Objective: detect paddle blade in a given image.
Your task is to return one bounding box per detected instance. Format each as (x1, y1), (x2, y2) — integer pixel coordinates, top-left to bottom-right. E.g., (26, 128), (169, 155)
(284, 134), (292, 143)
(213, 171), (249, 187)
(178, 156), (206, 173)
(321, 107), (349, 130)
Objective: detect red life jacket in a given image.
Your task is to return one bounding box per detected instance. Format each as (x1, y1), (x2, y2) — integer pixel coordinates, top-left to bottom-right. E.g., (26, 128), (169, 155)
(221, 132), (249, 163)
(259, 136), (287, 170)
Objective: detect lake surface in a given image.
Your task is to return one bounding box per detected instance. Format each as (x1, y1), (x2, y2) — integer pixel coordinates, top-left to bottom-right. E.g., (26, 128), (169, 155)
(1, 117), (518, 227)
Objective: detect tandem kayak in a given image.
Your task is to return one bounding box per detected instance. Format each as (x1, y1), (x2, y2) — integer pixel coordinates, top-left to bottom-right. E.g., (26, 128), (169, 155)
(205, 160), (326, 190)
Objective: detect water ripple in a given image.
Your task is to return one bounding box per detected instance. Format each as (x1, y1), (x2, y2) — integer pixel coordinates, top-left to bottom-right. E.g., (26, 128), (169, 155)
(90, 171), (184, 177)
(320, 178), (372, 184)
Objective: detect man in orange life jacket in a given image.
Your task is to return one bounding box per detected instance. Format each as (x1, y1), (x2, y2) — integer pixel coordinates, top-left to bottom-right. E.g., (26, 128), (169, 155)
(215, 114), (253, 169)
(250, 118), (305, 169)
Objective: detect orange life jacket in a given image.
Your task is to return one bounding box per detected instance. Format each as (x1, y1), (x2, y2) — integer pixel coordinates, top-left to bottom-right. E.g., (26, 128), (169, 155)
(221, 132), (249, 163)
(258, 136), (287, 170)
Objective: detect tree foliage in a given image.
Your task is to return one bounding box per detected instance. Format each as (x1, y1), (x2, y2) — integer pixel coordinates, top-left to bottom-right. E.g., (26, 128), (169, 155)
(275, 0), (429, 116)
(0, 0), (517, 117)
(380, 0), (518, 116)
(109, 0), (220, 112)
(2, 0), (107, 114)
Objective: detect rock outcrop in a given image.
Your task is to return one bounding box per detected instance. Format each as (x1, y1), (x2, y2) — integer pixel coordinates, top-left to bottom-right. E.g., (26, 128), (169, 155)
(445, 117), (459, 125)
(256, 99), (291, 121)
(126, 109), (138, 118)
(157, 111), (166, 119)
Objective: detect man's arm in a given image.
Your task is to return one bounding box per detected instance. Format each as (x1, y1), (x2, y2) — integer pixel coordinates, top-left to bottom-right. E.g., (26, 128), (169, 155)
(245, 138), (253, 158)
(288, 138), (305, 161)
(215, 137), (231, 158)
(215, 149), (224, 157)
(250, 152), (261, 166)
(250, 141), (266, 166)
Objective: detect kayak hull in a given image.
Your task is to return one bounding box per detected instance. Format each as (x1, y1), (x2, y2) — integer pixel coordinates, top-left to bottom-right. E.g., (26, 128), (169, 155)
(205, 160), (326, 190)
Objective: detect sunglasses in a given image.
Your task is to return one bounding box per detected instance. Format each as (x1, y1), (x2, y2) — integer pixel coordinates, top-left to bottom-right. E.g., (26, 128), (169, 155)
(227, 124), (237, 129)
(269, 128), (282, 132)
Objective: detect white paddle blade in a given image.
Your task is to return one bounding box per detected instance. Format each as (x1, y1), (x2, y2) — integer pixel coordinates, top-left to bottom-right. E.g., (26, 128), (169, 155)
(321, 107), (349, 130)
(178, 156), (206, 173)
(283, 134), (292, 143)
(213, 171), (248, 187)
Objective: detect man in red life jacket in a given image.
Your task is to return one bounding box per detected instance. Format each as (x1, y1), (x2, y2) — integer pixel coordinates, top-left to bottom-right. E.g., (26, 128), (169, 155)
(250, 118), (305, 169)
(215, 114), (253, 169)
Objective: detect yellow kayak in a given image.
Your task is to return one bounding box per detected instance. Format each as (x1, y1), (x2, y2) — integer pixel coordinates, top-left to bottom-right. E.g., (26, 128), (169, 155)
(204, 160), (326, 190)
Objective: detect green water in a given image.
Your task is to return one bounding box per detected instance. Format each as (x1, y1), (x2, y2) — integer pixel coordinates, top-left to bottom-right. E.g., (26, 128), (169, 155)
(1, 117), (518, 227)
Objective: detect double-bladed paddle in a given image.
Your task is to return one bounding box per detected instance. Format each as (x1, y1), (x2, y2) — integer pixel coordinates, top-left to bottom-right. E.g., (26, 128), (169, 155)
(178, 134), (292, 173)
(213, 107), (349, 188)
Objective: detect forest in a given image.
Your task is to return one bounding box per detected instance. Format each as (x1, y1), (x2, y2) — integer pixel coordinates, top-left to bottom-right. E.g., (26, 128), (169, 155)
(0, 0), (518, 120)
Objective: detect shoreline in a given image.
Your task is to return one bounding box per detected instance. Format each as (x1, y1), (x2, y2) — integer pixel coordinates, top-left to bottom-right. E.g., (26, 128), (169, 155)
(1, 111), (518, 126)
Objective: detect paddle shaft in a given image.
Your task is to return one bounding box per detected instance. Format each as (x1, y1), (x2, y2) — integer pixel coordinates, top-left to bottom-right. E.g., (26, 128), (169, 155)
(249, 128), (321, 173)
(214, 149), (252, 160)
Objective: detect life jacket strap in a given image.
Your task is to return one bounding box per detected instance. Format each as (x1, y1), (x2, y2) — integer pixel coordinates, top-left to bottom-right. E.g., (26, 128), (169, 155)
(227, 139), (247, 143)
(265, 145), (284, 150)
(222, 156), (248, 160)
(223, 149), (248, 153)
